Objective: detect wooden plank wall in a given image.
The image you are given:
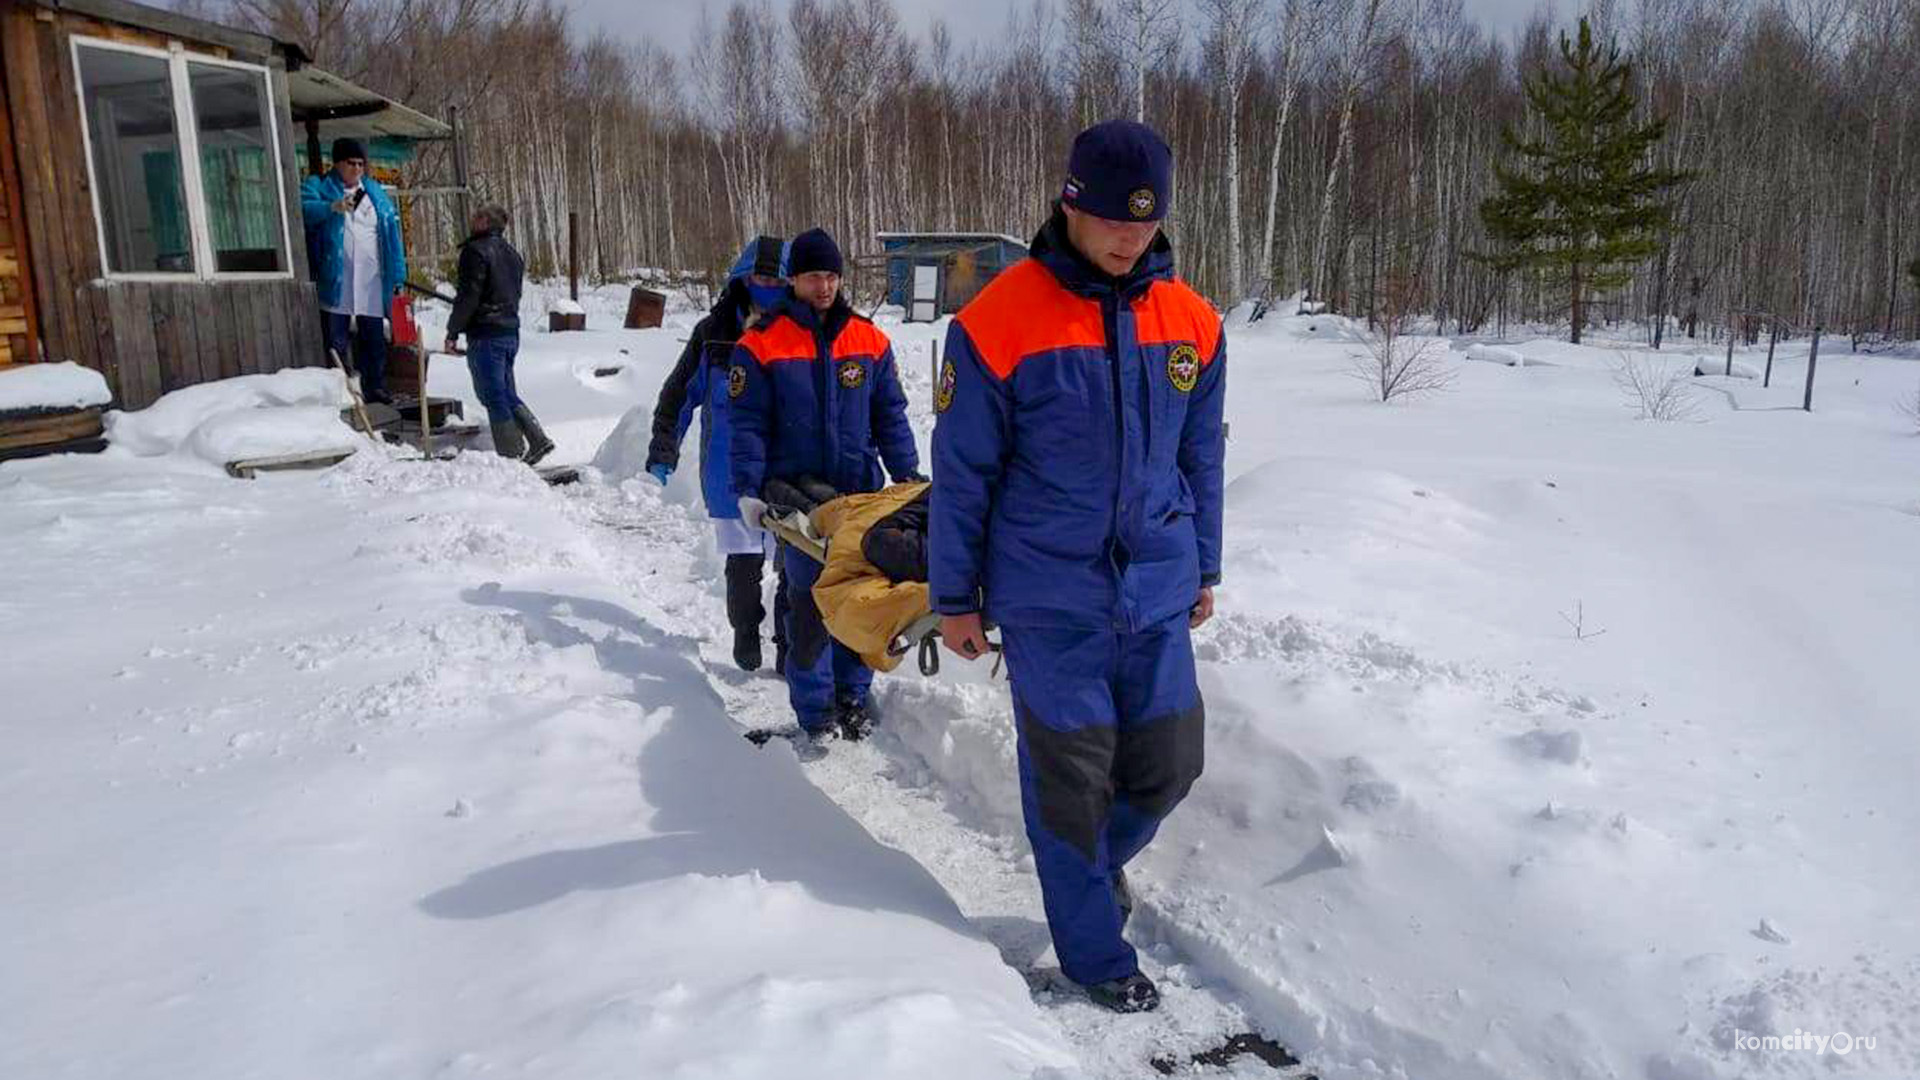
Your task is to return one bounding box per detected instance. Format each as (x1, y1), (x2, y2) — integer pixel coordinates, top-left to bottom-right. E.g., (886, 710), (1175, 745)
(77, 280), (321, 408)
(0, 19), (40, 369)
(1, 1), (321, 409)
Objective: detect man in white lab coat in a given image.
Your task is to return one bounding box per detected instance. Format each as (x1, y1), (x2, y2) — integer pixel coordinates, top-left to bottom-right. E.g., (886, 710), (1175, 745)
(300, 138), (407, 405)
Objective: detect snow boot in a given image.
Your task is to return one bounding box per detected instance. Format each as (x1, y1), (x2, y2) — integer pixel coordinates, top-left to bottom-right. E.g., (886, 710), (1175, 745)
(514, 405), (556, 466)
(1086, 972), (1160, 1014)
(835, 698), (873, 742)
(489, 420), (526, 459)
(1114, 868), (1134, 928)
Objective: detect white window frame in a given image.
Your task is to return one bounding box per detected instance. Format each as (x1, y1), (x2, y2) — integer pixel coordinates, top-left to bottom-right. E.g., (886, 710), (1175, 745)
(70, 35), (295, 283)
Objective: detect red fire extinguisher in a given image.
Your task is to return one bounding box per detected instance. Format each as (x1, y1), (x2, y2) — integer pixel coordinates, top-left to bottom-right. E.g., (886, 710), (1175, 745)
(387, 292), (429, 401)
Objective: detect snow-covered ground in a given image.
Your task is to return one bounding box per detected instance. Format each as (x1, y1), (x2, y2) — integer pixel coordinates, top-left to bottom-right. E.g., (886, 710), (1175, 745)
(5, 283), (1917, 1080)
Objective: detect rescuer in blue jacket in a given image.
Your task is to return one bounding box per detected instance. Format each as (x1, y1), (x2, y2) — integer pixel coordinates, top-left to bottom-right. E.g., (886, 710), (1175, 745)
(929, 120), (1226, 1014)
(646, 236), (790, 673)
(730, 228), (922, 742)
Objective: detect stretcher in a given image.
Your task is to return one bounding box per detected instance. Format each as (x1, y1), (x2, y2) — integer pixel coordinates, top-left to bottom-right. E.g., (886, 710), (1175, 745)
(751, 479), (998, 677)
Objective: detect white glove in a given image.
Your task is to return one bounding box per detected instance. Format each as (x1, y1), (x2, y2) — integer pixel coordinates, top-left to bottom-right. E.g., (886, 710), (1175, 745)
(737, 496), (768, 527)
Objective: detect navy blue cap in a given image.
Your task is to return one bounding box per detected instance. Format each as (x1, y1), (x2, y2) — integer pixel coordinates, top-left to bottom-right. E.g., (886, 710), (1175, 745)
(788, 228), (843, 276)
(1060, 120), (1172, 223)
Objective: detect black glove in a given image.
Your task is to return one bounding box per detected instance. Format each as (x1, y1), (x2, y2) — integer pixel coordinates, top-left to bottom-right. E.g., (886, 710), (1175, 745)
(894, 470), (928, 484)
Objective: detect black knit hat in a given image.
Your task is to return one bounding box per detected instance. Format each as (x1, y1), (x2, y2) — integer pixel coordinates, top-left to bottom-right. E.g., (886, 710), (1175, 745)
(788, 228), (843, 277)
(331, 137), (368, 165)
(750, 235), (786, 278)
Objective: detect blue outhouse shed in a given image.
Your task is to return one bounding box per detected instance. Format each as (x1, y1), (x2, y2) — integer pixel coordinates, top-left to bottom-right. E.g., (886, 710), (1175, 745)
(878, 232), (1027, 321)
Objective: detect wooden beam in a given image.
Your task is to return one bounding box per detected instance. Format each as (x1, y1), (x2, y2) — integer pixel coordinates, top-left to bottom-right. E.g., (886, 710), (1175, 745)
(43, 0), (278, 62)
(0, 405), (103, 451)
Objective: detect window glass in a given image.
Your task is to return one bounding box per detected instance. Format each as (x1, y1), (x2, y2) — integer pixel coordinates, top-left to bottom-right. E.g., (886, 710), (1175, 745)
(77, 46), (193, 273)
(188, 63), (287, 273)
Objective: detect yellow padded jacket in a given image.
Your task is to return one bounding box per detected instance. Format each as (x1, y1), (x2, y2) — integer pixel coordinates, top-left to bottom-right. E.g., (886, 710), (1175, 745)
(810, 482), (932, 673)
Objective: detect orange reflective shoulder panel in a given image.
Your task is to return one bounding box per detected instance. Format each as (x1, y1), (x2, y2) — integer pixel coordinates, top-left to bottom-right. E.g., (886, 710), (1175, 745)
(955, 260), (1105, 380)
(740, 317), (814, 366)
(1133, 279), (1223, 364)
(832, 318), (890, 361)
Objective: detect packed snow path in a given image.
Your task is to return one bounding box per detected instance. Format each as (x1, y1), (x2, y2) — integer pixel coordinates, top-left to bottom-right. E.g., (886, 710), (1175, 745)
(581, 481), (1317, 1079)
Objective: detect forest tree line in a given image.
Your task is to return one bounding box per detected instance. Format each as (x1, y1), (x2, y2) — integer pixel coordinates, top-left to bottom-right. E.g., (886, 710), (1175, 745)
(195, 0), (1920, 340)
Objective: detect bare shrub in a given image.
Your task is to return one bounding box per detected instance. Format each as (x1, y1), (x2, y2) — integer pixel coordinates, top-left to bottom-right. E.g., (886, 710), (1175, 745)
(1614, 352), (1699, 421)
(1351, 279), (1456, 403)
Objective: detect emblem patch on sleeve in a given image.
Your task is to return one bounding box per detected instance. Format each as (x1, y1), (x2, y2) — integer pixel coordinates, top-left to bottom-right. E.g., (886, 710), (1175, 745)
(935, 359), (957, 413)
(727, 365), (747, 399)
(837, 359), (867, 389)
(1167, 343), (1201, 393)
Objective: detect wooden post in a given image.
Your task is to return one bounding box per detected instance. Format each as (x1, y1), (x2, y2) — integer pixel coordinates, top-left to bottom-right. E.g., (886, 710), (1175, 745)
(1763, 319), (1779, 388)
(418, 373), (432, 458)
(1725, 310), (1736, 376)
(568, 211), (580, 303)
(304, 116), (323, 177)
(1803, 325), (1822, 412)
(448, 107), (471, 228)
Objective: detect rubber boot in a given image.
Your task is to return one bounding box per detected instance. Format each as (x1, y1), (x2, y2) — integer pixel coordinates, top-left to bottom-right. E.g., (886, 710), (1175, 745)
(490, 420), (526, 459)
(725, 554), (767, 672)
(514, 404), (555, 466)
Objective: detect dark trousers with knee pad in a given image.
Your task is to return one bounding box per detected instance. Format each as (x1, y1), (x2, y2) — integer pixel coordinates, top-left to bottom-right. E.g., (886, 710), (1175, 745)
(780, 544), (872, 732)
(1001, 615), (1205, 986)
(723, 552), (786, 646)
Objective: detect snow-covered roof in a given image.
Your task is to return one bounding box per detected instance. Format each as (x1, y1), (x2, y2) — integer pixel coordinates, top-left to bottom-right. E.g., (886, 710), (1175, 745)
(877, 232), (1028, 249)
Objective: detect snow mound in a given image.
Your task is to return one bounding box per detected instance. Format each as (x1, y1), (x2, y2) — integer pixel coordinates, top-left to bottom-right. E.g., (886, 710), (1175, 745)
(1254, 312), (1366, 343)
(0, 361), (112, 412)
(1691, 356), (1762, 380)
(549, 298), (585, 316)
(1224, 299), (1263, 327)
(184, 406), (357, 466)
(105, 369), (357, 468)
(1466, 344), (1527, 367)
(590, 404), (654, 483)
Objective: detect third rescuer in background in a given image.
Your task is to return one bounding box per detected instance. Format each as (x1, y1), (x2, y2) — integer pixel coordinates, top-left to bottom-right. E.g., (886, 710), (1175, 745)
(646, 236), (792, 672)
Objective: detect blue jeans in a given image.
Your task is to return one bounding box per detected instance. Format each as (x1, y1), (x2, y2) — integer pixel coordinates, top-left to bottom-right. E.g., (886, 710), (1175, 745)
(465, 333), (524, 425)
(324, 312), (388, 397)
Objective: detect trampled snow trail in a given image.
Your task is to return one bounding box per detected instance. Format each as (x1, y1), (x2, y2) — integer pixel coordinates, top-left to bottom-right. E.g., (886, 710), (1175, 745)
(576, 479), (1315, 1080)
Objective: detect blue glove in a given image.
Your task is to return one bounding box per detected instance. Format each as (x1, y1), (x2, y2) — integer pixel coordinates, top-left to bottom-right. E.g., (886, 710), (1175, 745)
(647, 463), (673, 485)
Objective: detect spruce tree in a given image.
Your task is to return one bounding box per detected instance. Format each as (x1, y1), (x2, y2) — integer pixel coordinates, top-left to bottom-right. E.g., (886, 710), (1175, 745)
(1477, 18), (1687, 344)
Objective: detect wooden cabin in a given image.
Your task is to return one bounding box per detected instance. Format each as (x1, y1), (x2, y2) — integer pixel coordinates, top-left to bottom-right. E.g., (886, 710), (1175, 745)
(878, 232), (1028, 322)
(0, 0), (450, 426)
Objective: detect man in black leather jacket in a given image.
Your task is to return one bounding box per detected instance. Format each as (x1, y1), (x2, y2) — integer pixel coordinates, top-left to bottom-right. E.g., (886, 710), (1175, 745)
(445, 205), (553, 464)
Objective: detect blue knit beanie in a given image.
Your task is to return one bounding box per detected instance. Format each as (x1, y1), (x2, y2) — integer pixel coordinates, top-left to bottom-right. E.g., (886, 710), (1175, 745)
(1060, 120), (1172, 223)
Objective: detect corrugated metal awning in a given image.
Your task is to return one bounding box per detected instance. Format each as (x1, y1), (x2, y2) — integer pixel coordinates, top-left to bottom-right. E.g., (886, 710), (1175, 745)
(286, 66), (451, 142)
